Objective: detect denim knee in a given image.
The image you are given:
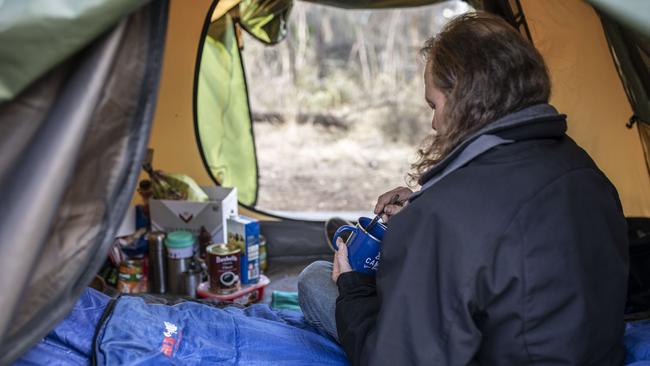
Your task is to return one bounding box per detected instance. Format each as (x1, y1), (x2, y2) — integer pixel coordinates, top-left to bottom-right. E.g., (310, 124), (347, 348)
(297, 261), (339, 340)
(298, 261), (330, 300)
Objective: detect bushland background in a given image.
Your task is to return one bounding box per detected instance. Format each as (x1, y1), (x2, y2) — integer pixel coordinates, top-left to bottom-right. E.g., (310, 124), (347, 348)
(244, 0), (470, 212)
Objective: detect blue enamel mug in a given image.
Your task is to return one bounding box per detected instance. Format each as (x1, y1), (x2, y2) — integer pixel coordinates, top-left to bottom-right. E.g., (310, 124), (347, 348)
(332, 217), (387, 276)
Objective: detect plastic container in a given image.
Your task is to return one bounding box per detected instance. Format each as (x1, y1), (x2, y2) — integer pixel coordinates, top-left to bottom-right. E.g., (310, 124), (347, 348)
(165, 231), (195, 258)
(165, 230), (195, 294)
(197, 275), (270, 305)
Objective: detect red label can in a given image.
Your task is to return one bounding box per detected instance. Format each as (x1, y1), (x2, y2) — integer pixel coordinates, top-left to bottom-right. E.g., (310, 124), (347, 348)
(117, 259), (147, 293)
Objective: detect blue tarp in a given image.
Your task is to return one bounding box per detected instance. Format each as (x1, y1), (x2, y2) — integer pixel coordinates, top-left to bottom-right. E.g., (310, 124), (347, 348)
(15, 288), (348, 365)
(15, 287), (650, 365)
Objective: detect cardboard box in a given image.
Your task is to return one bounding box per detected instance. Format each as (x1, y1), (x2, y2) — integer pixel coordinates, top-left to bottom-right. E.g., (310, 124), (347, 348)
(150, 186), (238, 243)
(227, 215), (260, 285)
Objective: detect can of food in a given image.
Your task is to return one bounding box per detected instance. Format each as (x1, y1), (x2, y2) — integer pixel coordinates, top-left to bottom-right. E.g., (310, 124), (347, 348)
(147, 232), (167, 294)
(259, 235), (268, 273)
(117, 259), (145, 293)
(207, 243), (241, 294)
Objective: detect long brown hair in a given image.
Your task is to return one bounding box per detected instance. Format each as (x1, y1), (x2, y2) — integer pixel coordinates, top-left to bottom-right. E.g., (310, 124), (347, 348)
(410, 12), (551, 184)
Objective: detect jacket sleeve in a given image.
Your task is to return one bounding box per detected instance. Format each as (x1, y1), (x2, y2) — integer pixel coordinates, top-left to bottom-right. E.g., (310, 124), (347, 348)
(335, 271), (379, 363)
(335, 209), (482, 366)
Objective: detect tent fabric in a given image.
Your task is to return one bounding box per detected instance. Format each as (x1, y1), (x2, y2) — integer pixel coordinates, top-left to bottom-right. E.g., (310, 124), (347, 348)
(213, 0), (243, 22)
(0, 22), (128, 364)
(639, 122), (650, 179)
(260, 220), (331, 260)
(520, 0), (650, 217)
(0, 1), (168, 364)
(144, 0), (215, 189)
(588, 0), (650, 40)
(14, 288), (112, 366)
(300, 0), (480, 10)
(0, 0), (151, 103)
(599, 14), (650, 124)
(240, 0), (294, 44)
(196, 12), (258, 205)
(482, 0), (532, 41)
(599, 12), (650, 180)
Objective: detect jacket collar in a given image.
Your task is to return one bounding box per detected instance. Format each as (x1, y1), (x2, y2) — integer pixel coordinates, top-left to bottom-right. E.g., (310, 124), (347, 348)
(418, 104), (567, 186)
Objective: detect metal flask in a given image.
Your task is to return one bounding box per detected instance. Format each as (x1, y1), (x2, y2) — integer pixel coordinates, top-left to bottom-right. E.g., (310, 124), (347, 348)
(164, 231), (195, 295)
(167, 256), (191, 295)
(147, 232), (167, 294)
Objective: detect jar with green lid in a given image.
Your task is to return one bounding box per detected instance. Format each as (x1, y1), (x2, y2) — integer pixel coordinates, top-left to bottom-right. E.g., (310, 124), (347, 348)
(165, 230), (194, 258)
(165, 230), (195, 295)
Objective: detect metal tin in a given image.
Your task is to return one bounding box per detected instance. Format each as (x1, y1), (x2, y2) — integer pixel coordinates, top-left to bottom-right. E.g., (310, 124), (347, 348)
(167, 257), (191, 295)
(147, 232), (167, 294)
(181, 267), (202, 298)
(207, 243), (241, 294)
(259, 235), (267, 273)
(117, 259), (145, 293)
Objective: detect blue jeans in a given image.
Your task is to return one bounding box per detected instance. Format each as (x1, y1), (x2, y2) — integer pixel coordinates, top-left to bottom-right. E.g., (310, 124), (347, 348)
(298, 261), (339, 341)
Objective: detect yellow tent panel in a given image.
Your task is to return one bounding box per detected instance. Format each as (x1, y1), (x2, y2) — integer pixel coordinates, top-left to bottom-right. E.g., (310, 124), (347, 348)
(146, 0), (214, 186)
(522, 0), (650, 216)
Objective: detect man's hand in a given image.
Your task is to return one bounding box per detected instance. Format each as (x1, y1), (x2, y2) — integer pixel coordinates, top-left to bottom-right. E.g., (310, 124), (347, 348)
(374, 186), (413, 222)
(332, 238), (352, 283)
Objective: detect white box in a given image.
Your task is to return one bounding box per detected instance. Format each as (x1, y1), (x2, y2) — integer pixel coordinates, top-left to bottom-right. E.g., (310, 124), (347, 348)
(149, 186), (238, 243)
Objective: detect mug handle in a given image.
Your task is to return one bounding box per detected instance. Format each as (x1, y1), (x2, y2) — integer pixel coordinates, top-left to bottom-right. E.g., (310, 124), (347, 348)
(332, 225), (356, 251)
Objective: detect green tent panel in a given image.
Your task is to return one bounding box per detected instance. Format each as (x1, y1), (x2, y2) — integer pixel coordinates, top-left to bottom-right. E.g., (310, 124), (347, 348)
(240, 0), (294, 44)
(302, 0), (479, 9)
(196, 12), (258, 205)
(0, 0), (150, 103)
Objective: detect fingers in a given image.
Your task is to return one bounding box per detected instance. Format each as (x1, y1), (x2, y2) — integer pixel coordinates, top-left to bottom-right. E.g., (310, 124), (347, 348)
(336, 241), (352, 273)
(381, 200), (411, 223)
(332, 238), (352, 283)
(336, 237), (344, 250)
(331, 254), (339, 282)
(331, 238), (343, 282)
(374, 188), (400, 214)
(384, 204), (402, 216)
(332, 251), (339, 281)
(374, 187), (413, 214)
(337, 238), (347, 256)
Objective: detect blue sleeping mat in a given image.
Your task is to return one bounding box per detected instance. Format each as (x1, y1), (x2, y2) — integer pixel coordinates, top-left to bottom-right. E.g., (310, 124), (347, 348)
(15, 288), (650, 365)
(626, 319), (650, 365)
(15, 288), (348, 365)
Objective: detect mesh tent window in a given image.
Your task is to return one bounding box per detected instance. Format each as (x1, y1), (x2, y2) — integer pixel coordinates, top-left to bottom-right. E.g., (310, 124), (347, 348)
(599, 12), (650, 175)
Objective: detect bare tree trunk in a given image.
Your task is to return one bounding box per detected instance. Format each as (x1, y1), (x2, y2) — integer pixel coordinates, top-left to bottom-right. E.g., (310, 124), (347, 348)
(356, 27), (371, 91)
(295, 7), (308, 72)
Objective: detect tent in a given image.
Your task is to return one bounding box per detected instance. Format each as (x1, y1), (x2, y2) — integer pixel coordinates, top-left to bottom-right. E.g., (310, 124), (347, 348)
(0, 0), (648, 363)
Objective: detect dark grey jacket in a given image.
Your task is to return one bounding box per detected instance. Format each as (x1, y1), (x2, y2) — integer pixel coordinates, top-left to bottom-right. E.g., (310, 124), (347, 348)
(335, 104), (629, 365)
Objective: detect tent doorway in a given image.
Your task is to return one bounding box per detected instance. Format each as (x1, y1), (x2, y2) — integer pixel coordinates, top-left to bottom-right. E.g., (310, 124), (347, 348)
(195, 0), (474, 220)
(247, 1), (472, 218)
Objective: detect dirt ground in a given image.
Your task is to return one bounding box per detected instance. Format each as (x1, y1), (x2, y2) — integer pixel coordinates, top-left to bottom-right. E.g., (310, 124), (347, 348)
(253, 113), (427, 212)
